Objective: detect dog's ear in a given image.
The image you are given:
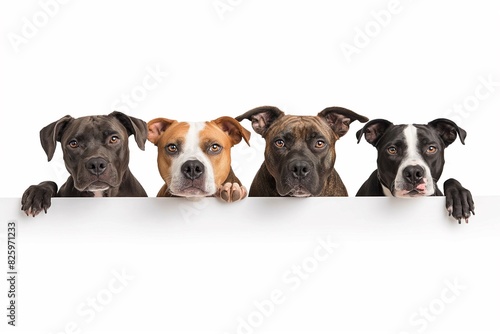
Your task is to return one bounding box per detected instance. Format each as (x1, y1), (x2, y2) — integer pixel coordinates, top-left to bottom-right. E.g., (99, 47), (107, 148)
(110, 111), (148, 150)
(235, 106), (284, 136)
(427, 118), (466, 147)
(212, 116), (251, 146)
(40, 115), (74, 161)
(147, 118), (176, 146)
(318, 107), (369, 138)
(356, 119), (393, 146)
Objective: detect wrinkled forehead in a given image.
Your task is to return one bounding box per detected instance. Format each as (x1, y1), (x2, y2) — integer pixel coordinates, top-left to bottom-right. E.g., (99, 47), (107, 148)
(377, 123), (443, 148)
(372, 124), (405, 147)
(413, 124), (442, 144)
(268, 115), (332, 139)
(160, 122), (230, 147)
(160, 121), (190, 144)
(201, 122), (233, 146)
(62, 116), (127, 141)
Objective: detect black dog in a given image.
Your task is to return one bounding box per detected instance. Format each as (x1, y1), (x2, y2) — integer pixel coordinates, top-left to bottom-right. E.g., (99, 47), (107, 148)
(356, 118), (474, 223)
(21, 111), (148, 216)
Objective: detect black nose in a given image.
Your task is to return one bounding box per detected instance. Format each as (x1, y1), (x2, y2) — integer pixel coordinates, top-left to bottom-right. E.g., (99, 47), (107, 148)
(289, 160), (311, 179)
(182, 160), (205, 180)
(86, 158), (108, 176)
(403, 165), (425, 184)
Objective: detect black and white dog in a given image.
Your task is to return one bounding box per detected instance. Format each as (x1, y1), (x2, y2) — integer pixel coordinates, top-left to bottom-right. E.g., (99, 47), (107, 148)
(356, 118), (474, 223)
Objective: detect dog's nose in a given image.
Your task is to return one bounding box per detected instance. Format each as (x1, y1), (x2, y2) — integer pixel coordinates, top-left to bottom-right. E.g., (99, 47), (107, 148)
(289, 160), (311, 179)
(182, 160), (205, 180)
(86, 158), (108, 176)
(403, 165), (425, 184)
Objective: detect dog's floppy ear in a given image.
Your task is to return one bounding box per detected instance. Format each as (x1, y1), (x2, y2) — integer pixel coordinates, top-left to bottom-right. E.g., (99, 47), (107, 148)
(427, 118), (466, 147)
(147, 118), (177, 146)
(110, 111), (148, 150)
(212, 116), (251, 146)
(40, 115), (74, 161)
(235, 106), (284, 136)
(356, 119), (393, 146)
(318, 107), (369, 138)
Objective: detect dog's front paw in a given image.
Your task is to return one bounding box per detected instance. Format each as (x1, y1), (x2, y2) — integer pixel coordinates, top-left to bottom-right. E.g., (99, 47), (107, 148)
(217, 182), (248, 203)
(21, 182), (57, 217)
(444, 178), (475, 224)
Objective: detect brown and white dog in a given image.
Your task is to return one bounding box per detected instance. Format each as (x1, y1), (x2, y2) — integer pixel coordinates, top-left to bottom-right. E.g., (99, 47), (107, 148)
(147, 116), (251, 202)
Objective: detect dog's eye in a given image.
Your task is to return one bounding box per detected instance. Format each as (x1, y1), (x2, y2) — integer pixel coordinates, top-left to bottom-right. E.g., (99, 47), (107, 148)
(275, 139), (285, 148)
(426, 146), (437, 154)
(68, 140), (79, 148)
(387, 146), (397, 155)
(166, 144), (178, 153)
(208, 144), (222, 154)
(315, 140), (325, 148)
(109, 136), (119, 144)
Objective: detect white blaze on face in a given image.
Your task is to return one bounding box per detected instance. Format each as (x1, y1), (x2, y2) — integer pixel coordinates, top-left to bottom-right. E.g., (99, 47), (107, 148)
(393, 125), (435, 197)
(169, 122), (217, 196)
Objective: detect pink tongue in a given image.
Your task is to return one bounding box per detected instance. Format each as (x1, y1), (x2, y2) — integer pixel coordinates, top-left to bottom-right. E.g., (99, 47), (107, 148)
(416, 184), (426, 191)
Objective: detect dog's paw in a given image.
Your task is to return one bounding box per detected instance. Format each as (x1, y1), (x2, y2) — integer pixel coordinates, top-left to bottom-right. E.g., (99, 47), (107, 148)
(217, 182), (248, 203)
(444, 178), (475, 224)
(21, 182), (57, 217)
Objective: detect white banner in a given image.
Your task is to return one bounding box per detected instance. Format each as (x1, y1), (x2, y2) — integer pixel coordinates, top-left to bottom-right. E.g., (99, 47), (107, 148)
(1, 196), (499, 334)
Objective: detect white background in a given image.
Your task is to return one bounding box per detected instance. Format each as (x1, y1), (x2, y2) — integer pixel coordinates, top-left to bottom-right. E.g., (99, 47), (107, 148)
(1, 1), (500, 334)
(1, 0), (500, 197)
